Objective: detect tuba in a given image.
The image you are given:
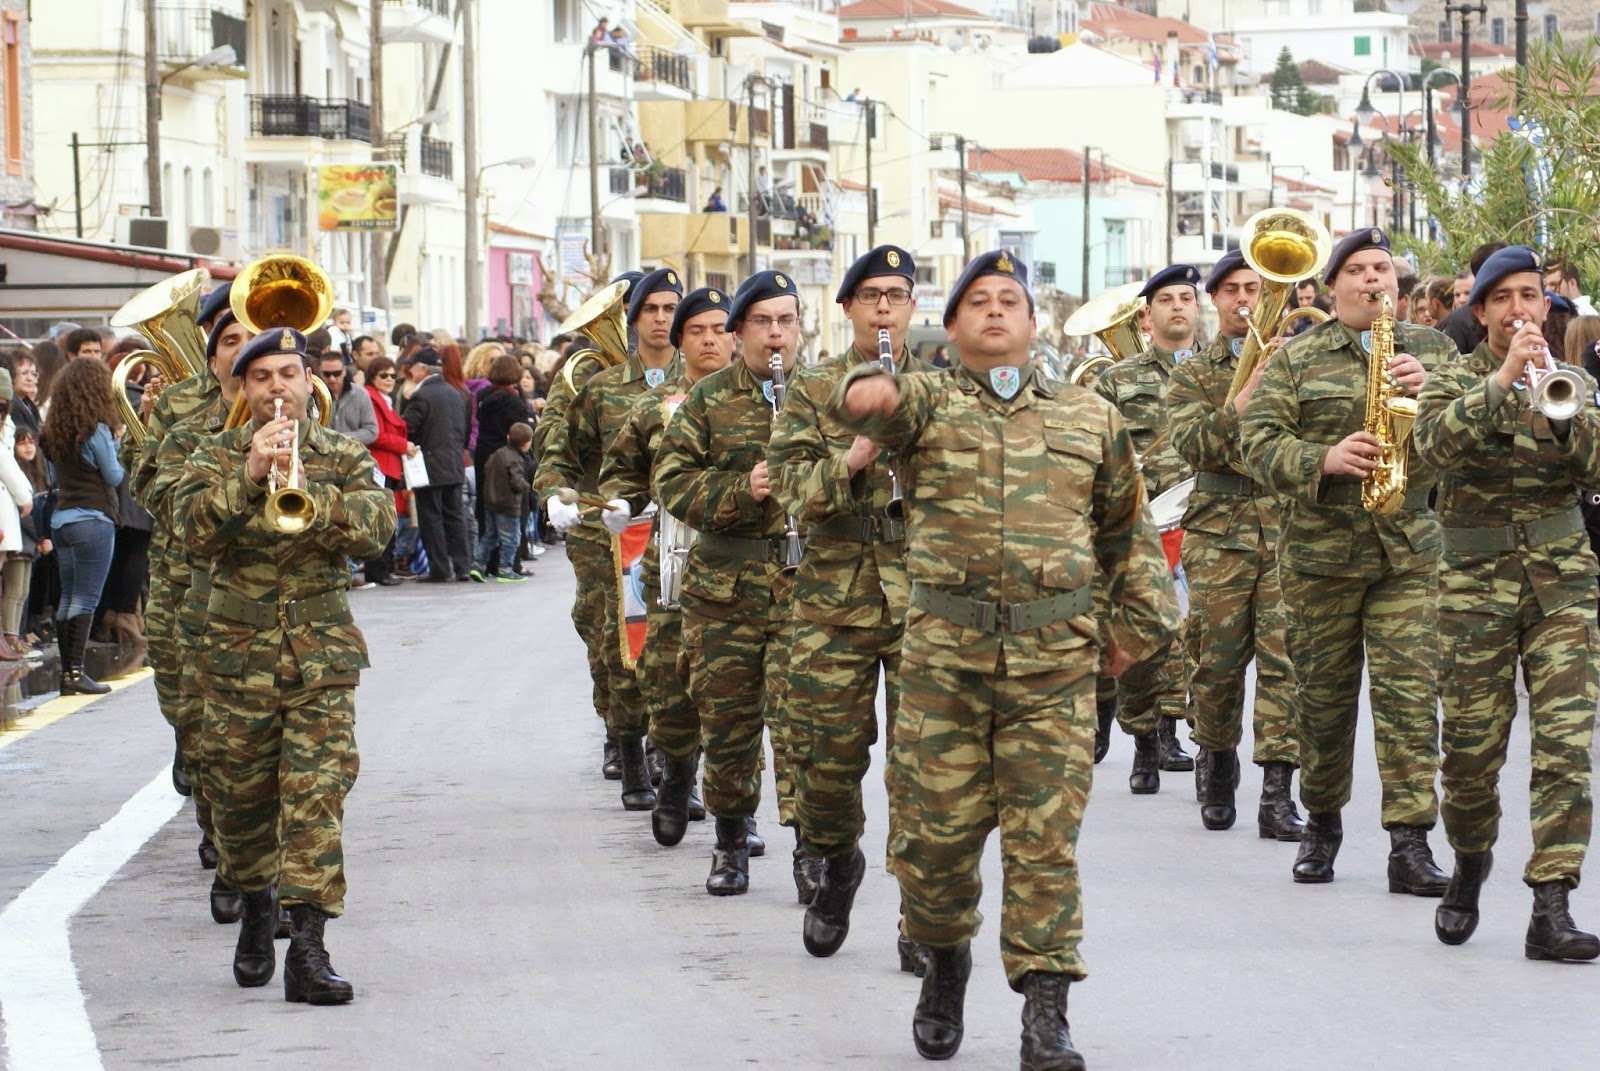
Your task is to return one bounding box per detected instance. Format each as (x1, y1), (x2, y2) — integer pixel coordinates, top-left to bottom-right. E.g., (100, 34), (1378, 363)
(1225, 207), (1333, 405)
(109, 268), (210, 444)
(657, 394), (697, 609)
(223, 255), (337, 429)
(557, 279), (630, 392)
(1062, 281), (1147, 386)
(1360, 294), (1417, 515)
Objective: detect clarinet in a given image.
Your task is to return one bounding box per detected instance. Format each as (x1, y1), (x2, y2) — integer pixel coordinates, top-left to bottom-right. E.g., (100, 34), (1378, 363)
(878, 327), (905, 532)
(767, 349), (803, 574)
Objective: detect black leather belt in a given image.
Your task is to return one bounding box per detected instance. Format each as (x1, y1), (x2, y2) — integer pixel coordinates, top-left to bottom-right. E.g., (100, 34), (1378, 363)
(910, 581), (1091, 634)
(1195, 471), (1256, 496)
(696, 532), (789, 564)
(1441, 505), (1584, 554)
(1319, 481), (1431, 510)
(208, 588), (351, 629)
(809, 514), (905, 544)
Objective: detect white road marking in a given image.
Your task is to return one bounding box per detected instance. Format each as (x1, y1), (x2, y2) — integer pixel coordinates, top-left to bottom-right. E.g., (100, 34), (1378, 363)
(0, 768), (184, 1071)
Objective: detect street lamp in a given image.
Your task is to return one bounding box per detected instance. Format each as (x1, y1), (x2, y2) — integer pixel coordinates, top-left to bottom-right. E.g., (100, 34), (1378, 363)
(147, 41), (240, 217)
(1267, 163), (1309, 208)
(1444, 1), (1487, 180)
(1421, 68), (1460, 173)
(467, 156), (538, 340)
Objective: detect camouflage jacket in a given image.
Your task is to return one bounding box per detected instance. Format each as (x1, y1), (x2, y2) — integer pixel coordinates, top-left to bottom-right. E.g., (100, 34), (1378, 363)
(827, 362), (1177, 677)
(150, 390), (230, 588)
(1413, 340), (1600, 615)
(1240, 317), (1453, 579)
(125, 374), (224, 579)
(532, 345), (611, 499)
(1167, 333), (1278, 552)
(768, 342), (932, 629)
(172, 419), (397, 692)
(1092, 344), (1190, 497)
(654, 358), (791, 621)
(598, 372), (695, 585)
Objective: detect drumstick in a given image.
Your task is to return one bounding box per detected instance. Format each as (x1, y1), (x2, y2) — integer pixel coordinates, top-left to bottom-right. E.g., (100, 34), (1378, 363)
(556, 487), (621, 512)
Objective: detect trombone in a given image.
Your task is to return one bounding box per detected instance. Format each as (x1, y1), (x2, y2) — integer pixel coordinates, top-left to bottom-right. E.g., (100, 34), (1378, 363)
(222, 254), (338, 429)
(109, 268), (210, 445)
(1224, 208), (1333, 405)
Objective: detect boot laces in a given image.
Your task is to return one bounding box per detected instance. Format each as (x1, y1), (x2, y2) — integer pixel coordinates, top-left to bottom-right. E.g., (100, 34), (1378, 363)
(1022, 975), (1069, 1036)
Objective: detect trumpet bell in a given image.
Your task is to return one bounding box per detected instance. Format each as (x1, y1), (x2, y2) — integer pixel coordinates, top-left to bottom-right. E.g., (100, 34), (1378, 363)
(231, 255), (335, 335)
(1533, 367), (1586, 421)
(557, 279), (630, 368)
(265, 487), (318, 535)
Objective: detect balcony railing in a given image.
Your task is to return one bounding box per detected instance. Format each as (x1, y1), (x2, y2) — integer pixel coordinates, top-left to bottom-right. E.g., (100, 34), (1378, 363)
(157, 5), (246, 67)
(250, 96), (371, 142)
(808, 121), (828, 151)
(636, 47), (692, 93)
(420, 136), (453, 179)
(385, 0), (451, 14)
(1104, 266), (1143, 286)
(1208, 162), (1240, 182)
(609, 167), (633, 195)
(644, 166), (686, 203)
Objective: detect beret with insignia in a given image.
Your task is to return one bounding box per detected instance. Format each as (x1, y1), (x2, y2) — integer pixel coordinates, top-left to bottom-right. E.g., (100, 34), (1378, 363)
(670, 287), (731, 348)
(1467, 245), (1544, 307)
(1138, 264), (1201, 301)
(725, 270), (799, 332)
(626, 266), (685, 325)
(943, 249), (1034, 326)
(231, 327), (307, 377)
(1205, 249), (1250, 294)
(1323, 227), (1391, 285)
(835, 244), (916, 303)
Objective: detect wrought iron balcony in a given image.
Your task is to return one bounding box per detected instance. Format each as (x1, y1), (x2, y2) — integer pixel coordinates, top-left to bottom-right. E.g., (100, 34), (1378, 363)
(644, 166), (686, 203)
(636, 47), (692, 93)
(420, 136), (453, 180)
(385, 0), (451, 14)
(610, 167), (634, 195)
(250, 96), (372, 142)
(156, 5), (246, 68)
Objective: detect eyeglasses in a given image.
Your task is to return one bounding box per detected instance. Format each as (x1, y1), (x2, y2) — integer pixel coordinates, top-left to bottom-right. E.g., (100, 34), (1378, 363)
(321, 369), (345, 378)
(746, 315), (799, 330)
(374, 371), (397, 380)
(854, 287), (913, 306)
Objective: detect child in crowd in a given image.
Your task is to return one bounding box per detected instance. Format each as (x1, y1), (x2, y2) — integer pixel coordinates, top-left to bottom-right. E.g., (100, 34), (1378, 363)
(469, 422), (533, 584)
(7, 427), (49, 658)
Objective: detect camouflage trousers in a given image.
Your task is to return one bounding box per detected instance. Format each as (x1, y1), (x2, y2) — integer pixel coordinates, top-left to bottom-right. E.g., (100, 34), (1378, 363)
(145, 557), (181, 729)
(788, 617), (903, 859)
(1095, 585), (1184, 735)
(680, 590), (795, 824)
(638, 580), (698, 759)
(1280, 565), (1440, 828)
(892, 658), (1093, 987)
(171, 570), (214, 841)
(201, 675), (360, 916)
(1184, 533), (1299, 765)
(1440, 596), (1596, 886)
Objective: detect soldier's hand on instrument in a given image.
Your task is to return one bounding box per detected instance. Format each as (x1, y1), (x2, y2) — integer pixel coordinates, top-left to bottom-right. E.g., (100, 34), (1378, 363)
(546, 494), (583, 533)
(749, 461), (772, 502)
(1388, 352), (1427, 396)
(1322, 431), (1382, 476)
(1104, 641), (1136, 679)
(247, 417), (295, 484)
(1231, 356), (1274, 415)
(844, 434), (882, 474)
(601, 499), (633, 534)
(1493, 322), (1544, 391)
(842, 374), (900, 419)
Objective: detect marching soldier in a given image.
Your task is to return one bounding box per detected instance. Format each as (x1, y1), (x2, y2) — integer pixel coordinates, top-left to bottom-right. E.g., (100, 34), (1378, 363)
(173, 328), (395, 1004)
(1413, 246), (1600, 960)
(542, 266), (683, 811)
(767, 244), (933, 962)
(1167, 250), (1303, 837)
(831, 251), (1177, 1069)
(1093, 264), (1197, 791)
(1240, 228), (1453, 893)
(653, 270), (805, 899)
(598, 287), (734, 845)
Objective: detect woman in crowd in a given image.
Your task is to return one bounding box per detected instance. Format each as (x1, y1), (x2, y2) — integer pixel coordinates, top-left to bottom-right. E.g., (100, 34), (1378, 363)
(41, 358), (123, 695)
(361, 356), (409, 587)
(472, 354), (533, 573)
(9, 350), (43, 435)
(0, 370), (36, 661)
(7, 425), (49, 658)
(30, 339), (64, 423)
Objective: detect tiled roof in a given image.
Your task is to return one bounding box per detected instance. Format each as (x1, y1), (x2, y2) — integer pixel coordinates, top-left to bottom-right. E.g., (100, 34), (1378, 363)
(834, 0), (987, 19)
(1083, 2), (1211, 46)
(967, 146), (1161, 187)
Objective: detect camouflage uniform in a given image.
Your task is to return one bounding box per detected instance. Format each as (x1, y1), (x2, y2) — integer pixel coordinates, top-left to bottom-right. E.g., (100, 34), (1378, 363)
(1167, 334), (1298, 765)
(1413, 342), (1600, 885)
(654, 359), (797, 824)
(599, 375), (698, 760)
(1240, 317), (1453, 828)
(1093, 345), (1191, 736)
(768, 343), (929, 860)
(172, 420), (396, 914)
(830, 362), (1178, 985)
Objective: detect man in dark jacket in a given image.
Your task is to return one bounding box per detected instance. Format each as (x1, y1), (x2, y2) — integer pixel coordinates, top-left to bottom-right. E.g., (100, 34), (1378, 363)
(400, 346), (473, 582)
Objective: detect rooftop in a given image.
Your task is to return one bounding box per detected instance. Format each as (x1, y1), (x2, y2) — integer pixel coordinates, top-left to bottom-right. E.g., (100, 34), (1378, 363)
(967, 146), (1161, 187)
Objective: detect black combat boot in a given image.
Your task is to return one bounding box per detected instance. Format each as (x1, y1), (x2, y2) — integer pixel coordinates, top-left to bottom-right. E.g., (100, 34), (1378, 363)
(1019, 971), (1086, 1071)
(172, 741), (192, 797)
(646, 741), (664, 787)
(601, 736), (622, 780)
(747, 817), (765, 857)
(1200, 748), (1238, 831)
(803, 847), (867, 957)
(233, 886), (279, 987)
(706, 816), (750, 896)
(1292, 811), (1343, 884)
(1257, 762), (1305, 841)
(1194, 746), (1211, 804)
(197, 834), (219, 870)
(1156, 716), (1194, 772)
(1525, 881), (1600, 961)
(912, 942), (971, 1060)
(283, 905), (354, 1004)
(687, 749), (706, 821)
(618, 736), (656, 811)
(209, 875), (244, 924)
(1128, 732), (1160, 794)
(59, 615), (110, 696)
(1387, 826), (1450, 896)
(1434, 851), (1493, 946)
(898, 933), (928, 977)
(792, 831), (825, 905)
(1092, 696), (1117, 765)
(651, 754), (695, 847)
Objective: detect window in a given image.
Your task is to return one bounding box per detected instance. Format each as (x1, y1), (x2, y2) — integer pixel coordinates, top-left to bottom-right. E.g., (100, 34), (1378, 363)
(1437, 20), (1453, 44)
(1491, 18), (1505, 45)
(1544, 13), (1559, 39)
(183, 166), (194, 233)
(2, 14), (20, 176)
(552, 0), (583, 44)
(1353, 36), (1372, 57)
(914, 265), (937, 285)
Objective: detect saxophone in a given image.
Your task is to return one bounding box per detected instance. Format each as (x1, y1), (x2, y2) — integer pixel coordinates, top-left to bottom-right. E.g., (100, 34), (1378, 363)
(1359, 294), (1419, 515)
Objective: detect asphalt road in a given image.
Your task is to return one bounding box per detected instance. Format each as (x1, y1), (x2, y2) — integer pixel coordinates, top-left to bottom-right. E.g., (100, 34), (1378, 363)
(1, 552), (1597, 1070)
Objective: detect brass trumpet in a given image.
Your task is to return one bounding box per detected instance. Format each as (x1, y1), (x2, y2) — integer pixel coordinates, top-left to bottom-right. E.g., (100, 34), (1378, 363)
(265, 397), (317, 534)
(1513, 319), (1586, 420)
(109, 268), (210, 444)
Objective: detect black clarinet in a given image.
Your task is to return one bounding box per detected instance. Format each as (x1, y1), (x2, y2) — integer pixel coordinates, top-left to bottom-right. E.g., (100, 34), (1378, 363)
(878, 327), (905, 531)
(767, 349), (803, 574)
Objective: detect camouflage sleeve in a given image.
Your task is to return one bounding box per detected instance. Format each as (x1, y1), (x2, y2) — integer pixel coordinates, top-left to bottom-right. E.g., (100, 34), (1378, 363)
(598, 397), (653, 513)
(1239, 343), (1329, 502)
(303, 447), (397, 561)
(1412, 361), (1505, 474)
(124, 388), (183, 507)
(825, 365), (941, 452)
(653, 387), (764, 532)
(532, 376), (579, 497)
(171, 436), (260, 556)
(1093, 407), (1179, 665)
(148, 427), (199, 533)
(1167, 359), (1238, 471)
(540, 382), (597, 498)
(768, 372), (858, 520)
(1091, 366), (1118, 407)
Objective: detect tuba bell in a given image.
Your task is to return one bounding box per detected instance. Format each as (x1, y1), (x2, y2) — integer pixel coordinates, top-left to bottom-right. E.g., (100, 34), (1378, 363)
(557, 279), (630, 391)
(109, 268), (210, 444)
(224, 255), (337, 428)
(1062, 281), (1148, 385)
(1225, 207), (1333, 405)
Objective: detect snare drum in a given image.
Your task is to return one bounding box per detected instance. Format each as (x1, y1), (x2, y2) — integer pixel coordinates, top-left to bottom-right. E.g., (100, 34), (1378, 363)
(1147, 477), (1194, 573)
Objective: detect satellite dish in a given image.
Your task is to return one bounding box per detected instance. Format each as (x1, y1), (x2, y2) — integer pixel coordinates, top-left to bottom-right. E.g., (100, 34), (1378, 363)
(1385, 0), (1422, 13)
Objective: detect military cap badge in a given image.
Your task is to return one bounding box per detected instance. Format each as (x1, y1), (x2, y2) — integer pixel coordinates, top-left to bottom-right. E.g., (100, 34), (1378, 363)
(280, 329), (296, 350)
(887, 250), (901, 268)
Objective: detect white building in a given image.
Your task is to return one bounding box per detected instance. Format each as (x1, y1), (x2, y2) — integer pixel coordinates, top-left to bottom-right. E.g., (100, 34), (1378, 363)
(1233, 0), (1415, 80)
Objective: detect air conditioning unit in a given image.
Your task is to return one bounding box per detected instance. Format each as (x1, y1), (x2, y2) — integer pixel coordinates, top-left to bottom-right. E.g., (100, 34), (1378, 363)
(187, 226), (241, 261)
(127, 216), (169, 250)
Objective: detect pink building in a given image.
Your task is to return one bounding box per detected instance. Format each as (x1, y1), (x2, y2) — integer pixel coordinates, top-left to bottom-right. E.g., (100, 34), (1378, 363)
(487, 222), (550, 340)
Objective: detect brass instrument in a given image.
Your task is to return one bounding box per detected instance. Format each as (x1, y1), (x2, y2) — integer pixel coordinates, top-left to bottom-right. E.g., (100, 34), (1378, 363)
(1225, 208), (1334, 405)
(109, 268), (210, 444)
(1514, 318), (1586, 421)
(557, 279), (631, 392)
(878, 327), (906, 529)
(1360, 294), (1417, 515)
(1062, 281), (1147, 385)
(265, 397), (318, 534)
(767, 349), (804, 574)
(225, 255), (337, 428)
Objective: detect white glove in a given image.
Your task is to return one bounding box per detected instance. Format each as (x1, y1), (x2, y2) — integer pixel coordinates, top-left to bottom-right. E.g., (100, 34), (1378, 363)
(546, 494), (582, 533)
(601, 499), (633, 535)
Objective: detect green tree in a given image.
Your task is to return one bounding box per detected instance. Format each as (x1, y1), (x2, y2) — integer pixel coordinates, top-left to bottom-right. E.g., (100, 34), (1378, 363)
(1268, 47), (1303, 112)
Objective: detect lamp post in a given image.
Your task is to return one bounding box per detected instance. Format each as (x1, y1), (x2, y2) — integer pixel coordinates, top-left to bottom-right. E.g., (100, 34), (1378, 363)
(1444, 1), (1487, 180)
(1268, 163), (1309, 208)
(1421, 68), (1460, 174)
(145, 38), (240, 221)
(467, 156), (538, 341)
(1347, 120), (1364, 231)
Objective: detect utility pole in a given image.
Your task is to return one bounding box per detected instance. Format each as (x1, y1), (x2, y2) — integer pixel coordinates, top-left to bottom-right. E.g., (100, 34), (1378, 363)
(144, 2), (161, 219)
(369, 0), (387, 313)
(1445, 2), (1486, 181)
(588, 43), (601, 265)
(1514, 0), (1528, 111)
(955, 134), (971, 263)
(1164, 158), (1174, 265)
(1081, 144), (1092, 304)
(462, 0), (481, 339)
(746, 74), (759, 277)
(864, 98), (875, 247)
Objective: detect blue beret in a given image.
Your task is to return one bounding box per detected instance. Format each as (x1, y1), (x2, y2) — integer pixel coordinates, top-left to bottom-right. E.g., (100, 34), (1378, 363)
(835, 244), (915, 303)
(1547, 290), (1576, 316)
(626, 266), (684, 325)
(231, 327), (306, 377)
(1139, 264), (1200, 301)
(611, 270), (645, 308)
(204, 308), (239, 360)
(670, 287), (730, 348)
(1323, 227), (1391, 285)
(198, 282), (234, 328)
(943, 250), (1032, 325)
(1204, 249), (1249, 294)
(1466, 245), (1543, 307)
(725, 270), (799, 332)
